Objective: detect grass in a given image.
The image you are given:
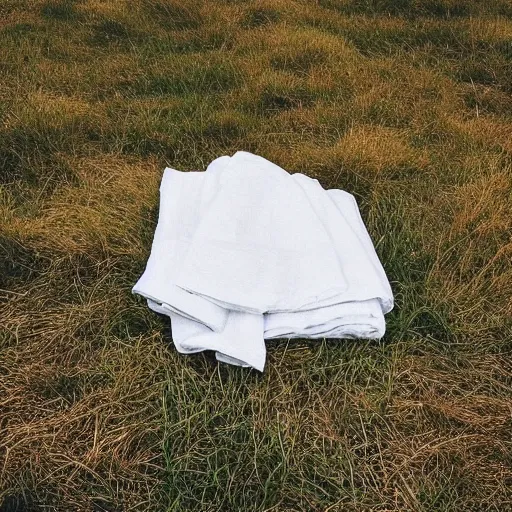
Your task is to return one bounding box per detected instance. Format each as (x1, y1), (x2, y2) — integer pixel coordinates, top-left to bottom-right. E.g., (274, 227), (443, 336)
(0, 0), (511, 510)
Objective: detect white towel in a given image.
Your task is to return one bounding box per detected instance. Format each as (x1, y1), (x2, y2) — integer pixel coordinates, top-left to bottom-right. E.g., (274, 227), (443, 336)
(175, 151), (348, 314)
(133, 152), (393, 371)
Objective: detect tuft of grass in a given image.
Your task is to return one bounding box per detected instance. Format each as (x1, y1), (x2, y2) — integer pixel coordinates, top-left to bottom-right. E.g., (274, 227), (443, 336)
(142, 0), (203, 31)
(242, 7), (281, 28)
(0, 232), (52, 290)
(137, 61), (242, 96)
(41, 1), (79, 21)
(271, 46), (328, 74)
(245, 72), (321, 116)
(258, 87), (313, 113)
(88, 19), (145, 48)
(333, 124), (429, 176)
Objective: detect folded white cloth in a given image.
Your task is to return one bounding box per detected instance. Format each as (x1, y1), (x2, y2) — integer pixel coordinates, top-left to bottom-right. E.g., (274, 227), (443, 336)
(133, 151), (393, 371)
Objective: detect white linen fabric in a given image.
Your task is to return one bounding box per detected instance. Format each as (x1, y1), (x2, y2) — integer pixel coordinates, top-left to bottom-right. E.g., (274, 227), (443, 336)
(133, 151), (393, 371)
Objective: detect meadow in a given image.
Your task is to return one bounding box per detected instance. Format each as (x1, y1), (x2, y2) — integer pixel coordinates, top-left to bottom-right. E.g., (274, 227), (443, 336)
(1, 0), (511, 510)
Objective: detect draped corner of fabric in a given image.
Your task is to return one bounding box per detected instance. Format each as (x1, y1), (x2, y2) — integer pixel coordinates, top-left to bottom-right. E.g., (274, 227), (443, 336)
(132, 151), (394, 371)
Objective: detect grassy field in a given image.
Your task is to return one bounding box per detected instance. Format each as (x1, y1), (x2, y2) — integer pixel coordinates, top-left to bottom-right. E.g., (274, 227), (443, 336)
(1, 0), (511, 510)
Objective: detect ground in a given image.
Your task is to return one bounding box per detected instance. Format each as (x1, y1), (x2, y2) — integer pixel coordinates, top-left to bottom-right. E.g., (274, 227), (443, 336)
(0, 0), (511, 510)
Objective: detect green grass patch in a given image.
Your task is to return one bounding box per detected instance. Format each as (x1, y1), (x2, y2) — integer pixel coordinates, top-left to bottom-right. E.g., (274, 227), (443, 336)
(142, 0), (203, 31)
(319, 0), (512, 18)
(41, 1), (80, 22)
(88, 19), (136, 47)
(136, 62), (242, 96)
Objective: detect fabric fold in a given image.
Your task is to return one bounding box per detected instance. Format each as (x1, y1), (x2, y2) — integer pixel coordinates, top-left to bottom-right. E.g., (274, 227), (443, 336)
(133, 152), (393, 371)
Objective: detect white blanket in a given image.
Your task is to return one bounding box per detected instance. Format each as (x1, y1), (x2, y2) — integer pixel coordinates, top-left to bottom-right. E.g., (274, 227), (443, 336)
(133, 152), (393, 371)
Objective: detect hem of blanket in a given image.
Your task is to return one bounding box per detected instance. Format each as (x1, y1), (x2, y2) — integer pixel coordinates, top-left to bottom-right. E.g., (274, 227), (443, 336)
(178, 333), (266, 372)
(132, 284), (228, 332)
